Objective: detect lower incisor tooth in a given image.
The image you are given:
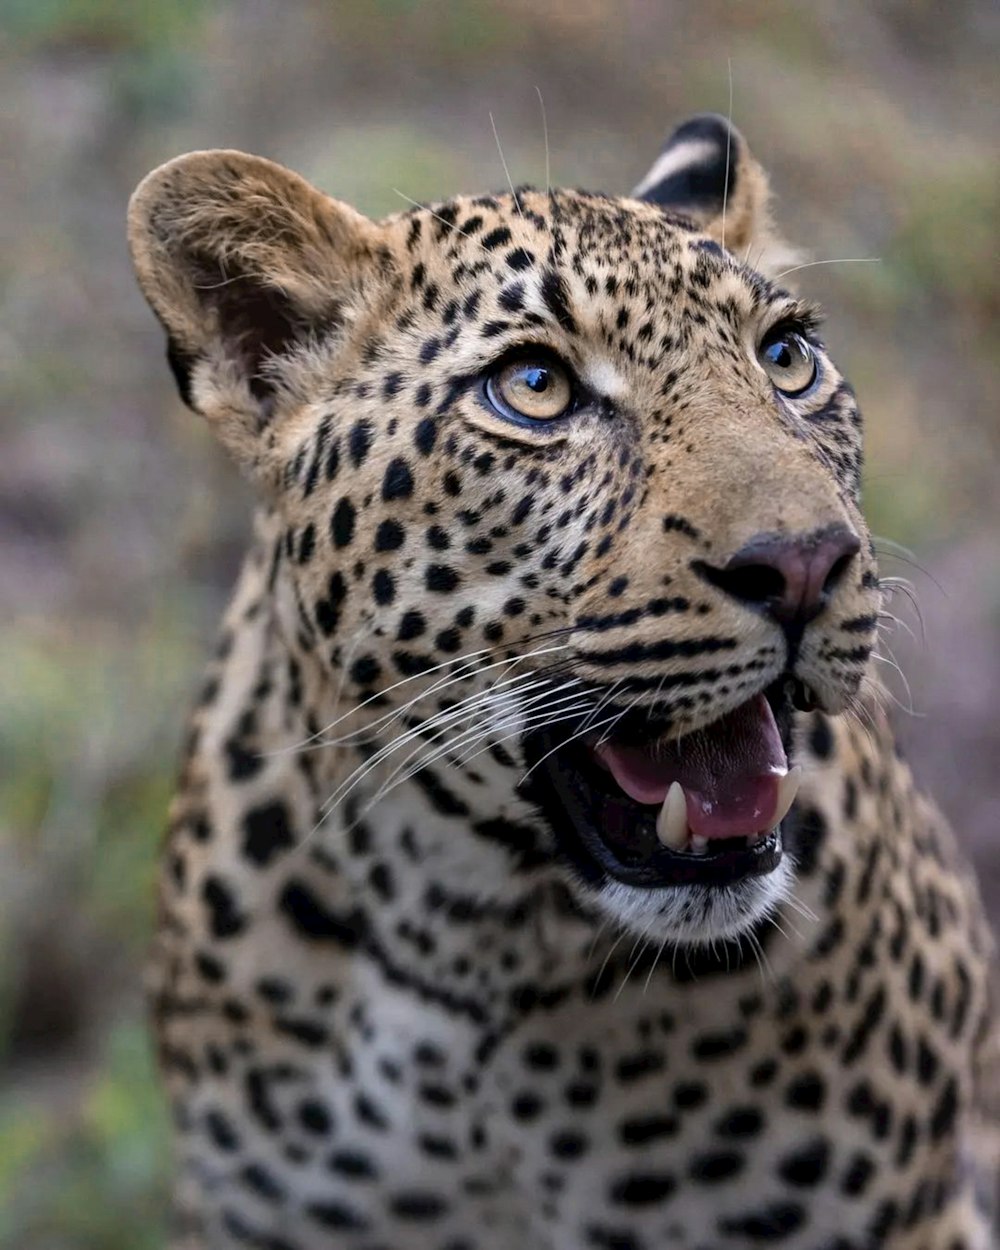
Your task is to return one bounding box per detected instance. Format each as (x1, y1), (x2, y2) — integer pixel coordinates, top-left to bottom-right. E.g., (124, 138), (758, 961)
(656, 781), (689, 850)
(690, 835), (708, 855)
(772, 764), (803, 828)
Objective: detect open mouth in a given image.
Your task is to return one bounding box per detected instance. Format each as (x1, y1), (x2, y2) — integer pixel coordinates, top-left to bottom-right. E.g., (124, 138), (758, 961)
(521, 679), (811, 890)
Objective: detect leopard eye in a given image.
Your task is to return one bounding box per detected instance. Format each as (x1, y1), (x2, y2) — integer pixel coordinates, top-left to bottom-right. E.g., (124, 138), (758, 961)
(757, 327), (818, 397)
(485, 355), (574, 423)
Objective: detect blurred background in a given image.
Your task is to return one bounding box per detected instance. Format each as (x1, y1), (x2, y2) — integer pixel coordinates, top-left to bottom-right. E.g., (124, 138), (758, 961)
(0, 1), (997, 1245)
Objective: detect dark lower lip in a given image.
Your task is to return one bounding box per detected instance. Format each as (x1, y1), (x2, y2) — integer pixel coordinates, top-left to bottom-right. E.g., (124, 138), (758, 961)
(519, 682), (794, 890)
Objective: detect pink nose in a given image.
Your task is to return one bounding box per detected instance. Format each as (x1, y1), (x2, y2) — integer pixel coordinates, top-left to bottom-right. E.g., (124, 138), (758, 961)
(704, 524), (861, 626)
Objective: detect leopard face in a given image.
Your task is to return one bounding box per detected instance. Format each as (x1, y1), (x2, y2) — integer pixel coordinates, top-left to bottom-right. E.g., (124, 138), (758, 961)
(130, 116), (880, 946)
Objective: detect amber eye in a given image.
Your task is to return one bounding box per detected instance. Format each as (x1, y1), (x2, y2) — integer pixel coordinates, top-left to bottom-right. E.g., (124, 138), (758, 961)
(757, 327), (818, 397)
(485, 355), (574, 423)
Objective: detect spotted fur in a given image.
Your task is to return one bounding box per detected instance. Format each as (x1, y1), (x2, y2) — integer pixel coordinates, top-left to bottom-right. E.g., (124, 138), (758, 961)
(129, 115), (998, 1249)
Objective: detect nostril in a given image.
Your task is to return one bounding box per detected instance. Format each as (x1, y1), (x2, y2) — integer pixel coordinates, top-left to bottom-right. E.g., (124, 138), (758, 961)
(696, 561), (786, 607)
(823, 550), (854, 598)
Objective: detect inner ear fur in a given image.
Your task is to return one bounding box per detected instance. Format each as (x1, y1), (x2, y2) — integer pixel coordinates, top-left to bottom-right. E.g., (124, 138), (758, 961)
(127, 150), (381, 418)
(633, 114), (799, 273)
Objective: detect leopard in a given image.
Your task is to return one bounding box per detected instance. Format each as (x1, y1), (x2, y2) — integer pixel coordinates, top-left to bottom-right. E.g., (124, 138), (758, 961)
(128, 113), (998, 1250)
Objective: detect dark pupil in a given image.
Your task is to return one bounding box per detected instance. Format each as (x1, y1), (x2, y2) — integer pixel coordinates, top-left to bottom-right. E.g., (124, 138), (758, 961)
(523, 366), (549, 393)
(767, 340), (794, 370)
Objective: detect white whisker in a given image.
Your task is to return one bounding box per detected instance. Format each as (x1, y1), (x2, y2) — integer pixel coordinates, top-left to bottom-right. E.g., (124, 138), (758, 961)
(489, 111), (524, 217)
(391, 189), (471, 238)
(772, 257), (880, 282)
(721, 57), (733, 252)
(535, 86), (551, 198)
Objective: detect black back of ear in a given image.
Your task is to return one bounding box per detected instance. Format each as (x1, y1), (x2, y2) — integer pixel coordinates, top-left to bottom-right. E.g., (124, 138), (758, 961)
(633, 114), (739, 218)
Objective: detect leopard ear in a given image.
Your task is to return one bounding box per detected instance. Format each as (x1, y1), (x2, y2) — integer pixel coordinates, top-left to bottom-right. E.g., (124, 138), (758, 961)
(128, 150), (382, 473)
(632, 114), (797, 274)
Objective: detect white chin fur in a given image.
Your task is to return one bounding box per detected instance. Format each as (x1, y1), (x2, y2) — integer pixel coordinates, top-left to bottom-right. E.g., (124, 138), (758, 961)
(592, 857), (794, 947)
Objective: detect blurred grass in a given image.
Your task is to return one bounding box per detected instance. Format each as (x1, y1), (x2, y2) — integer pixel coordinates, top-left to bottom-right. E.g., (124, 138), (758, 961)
(0, 1), (997, 1246)
(1, 621), (200, 1248)
(0, 1021), (169, 1250)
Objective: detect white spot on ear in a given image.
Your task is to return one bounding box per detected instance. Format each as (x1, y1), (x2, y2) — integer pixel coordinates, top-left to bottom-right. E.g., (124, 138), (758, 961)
(583, 358), (626, 400)
(631, 139), (717, 199)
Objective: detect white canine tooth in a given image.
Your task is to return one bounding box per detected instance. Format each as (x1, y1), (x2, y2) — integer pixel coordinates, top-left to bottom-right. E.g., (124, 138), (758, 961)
(772, 764), (803, 828)
(690, 835), (709, 855)
(656, 781), (689, 850)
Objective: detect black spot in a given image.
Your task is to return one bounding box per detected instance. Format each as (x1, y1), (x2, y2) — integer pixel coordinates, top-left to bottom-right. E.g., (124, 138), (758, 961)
(419, 337), (441, 365)
(482, 226), (512, 251)
(673, 1081), (708, 1110)
(315, 571), (347, 637)
(390, 1191), (448, 1220)
(195, 950), (226, 983)
(662, 514), (700, 539)
(297, 522), (316, 564)
(565, 1081), (598, 1109)
(298, 1099), (332, 1135)
(331, 497), (356, 548)
(618, 1113), (677, 1145)
(382, 457), (414, 501)
(350, 654), (381, 686)
(550, 1129), (589, 1159)
(369, 861), (395, 901)
(274, 1016), (328, 1048)
(242, 801), (295, 867)
(375, 519), (405, 552)
(691, 1026), (747, 1060)
(355, 1090), (390, 1131)
(506, 247), (534, 270)
(511, 1091), (544, 1121)
(372, 569), (396, 606)
(417, 1132), (457, 1160)
(690, 1150), (744, 1182)
(414, 415), (436, 453)
(328, 1149), (377, 1179)
(539, 268), (577, 332)
(278, 879), (366, 947)
(777, 1136), (830, 1186)
(397, 609), (426, 640)
(523, 1041), (559, 1070)
(615, 1050), (664, 1082)
(244, 1068), (282, 1133)
(840, 1151), (874, 1195)
(256, 977), (292, 1004)
(715, 1106), (765, 1138)
(809, 715), (834, 760)
(916, 1035), (939, 1084)
(785, 1070), (826, 1112)
(307, 1201), (368, 1232)
(929, 1075), (958, 1141)
(426, 564), (460, 593)
(609, 1171), (676, 1206)
(240, 1161), (285, 1203)
(718, 1202), (806, 1241)
(499, 282), (525, 312)
(225, 736), (263, 782)
(205, 1108), (240, 1151)
(750, 1058), (779, 1087)
(202, 875), (246, 939)
(348, 419), (373, 467)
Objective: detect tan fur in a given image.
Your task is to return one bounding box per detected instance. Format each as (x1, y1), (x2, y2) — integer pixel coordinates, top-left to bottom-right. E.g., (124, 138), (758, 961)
(128, 123), (997, 1250)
